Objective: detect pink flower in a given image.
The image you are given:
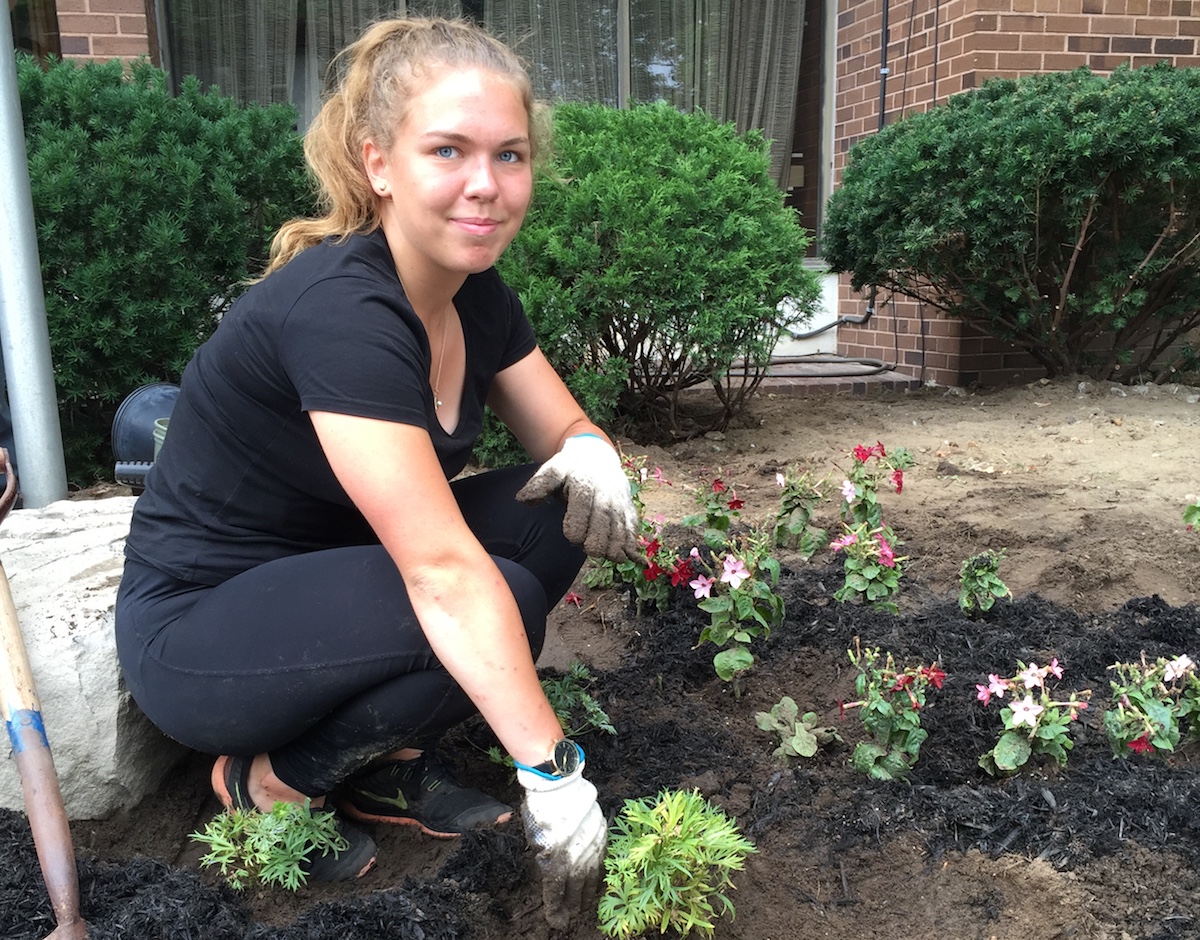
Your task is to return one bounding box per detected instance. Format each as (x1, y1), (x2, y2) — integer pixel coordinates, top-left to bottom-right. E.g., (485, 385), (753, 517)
(830, 532), (858, 551)
(563, 591), (583, 608)
(689, 546), (701, 558)
(840, 479), (857, 503)
(720, 555), (750, 590)
(1018, 663), (1046, 690)
(976, 684), (992, 705)
(1009, 695), (1044, 729)
(776, 472), (786, 487)
(690, 574), (715, 599)
(891, 469), (904, 494)
(651, 466), (669, 484)
(1047, 658), (1063, 679)
(987, 674), (1009, 698)
(877, 536), (896, 568)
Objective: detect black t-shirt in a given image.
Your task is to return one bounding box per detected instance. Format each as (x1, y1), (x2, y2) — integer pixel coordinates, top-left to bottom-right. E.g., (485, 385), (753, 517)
(124, 229), (537, 585)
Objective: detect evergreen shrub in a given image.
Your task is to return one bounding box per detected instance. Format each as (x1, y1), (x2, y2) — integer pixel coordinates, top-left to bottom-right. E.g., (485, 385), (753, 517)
(822, 64), (1200, 383)
(18, 55), (312, 482)
(486, 101), (820, 465)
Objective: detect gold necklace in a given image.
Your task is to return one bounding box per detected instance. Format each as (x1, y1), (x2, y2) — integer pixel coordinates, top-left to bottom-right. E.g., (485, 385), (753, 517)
(431, 312), (449, 410)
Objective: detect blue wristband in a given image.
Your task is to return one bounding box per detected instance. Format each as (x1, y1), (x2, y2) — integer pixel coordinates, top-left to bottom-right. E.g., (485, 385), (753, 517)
(514, 740), (585, 780)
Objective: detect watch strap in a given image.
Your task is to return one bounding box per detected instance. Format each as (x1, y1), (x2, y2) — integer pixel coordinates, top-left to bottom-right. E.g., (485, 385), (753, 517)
(513, 740), (584, 780)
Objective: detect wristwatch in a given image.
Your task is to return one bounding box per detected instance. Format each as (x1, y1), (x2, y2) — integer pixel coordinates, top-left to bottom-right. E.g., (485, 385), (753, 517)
(514, 739), (583, 779)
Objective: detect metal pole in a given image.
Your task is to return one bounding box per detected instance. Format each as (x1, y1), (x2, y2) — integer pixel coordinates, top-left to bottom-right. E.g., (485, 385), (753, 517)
(617, 0), (631, 107)
(877, 0), (890, 129)
(0, 18), (69, 509)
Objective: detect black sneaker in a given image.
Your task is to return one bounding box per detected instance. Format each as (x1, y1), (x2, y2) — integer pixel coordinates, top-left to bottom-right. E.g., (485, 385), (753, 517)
(209, 754), (377, 882)
(337, 752), (513, 839)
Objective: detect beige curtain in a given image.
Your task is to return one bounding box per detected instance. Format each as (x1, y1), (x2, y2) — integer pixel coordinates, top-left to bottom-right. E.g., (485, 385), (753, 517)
(631, 0), (805, 186)
(165, 0), (299, 106)
(484, 4), (619, 105)
(161, 0), (804, 184)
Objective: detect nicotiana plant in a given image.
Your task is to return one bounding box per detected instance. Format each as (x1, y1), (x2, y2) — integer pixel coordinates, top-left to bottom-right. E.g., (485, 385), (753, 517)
(689, 534), (785, 683)
(828, 442), (912, 613)
(830, 522), (906, 614)
(598, 788), (756, 940)
(840, 442), (914, 529)
(755, 695), (841, 761)
(977, 660), (1091, 775)
(771, 467), (829, 559)
(841, 642), (946, 781)
(1184, 498), (1200, 533)
(1104, 653), (1200, 757)
(958, 548), (1013, 615)
(586, 464), (787, 683)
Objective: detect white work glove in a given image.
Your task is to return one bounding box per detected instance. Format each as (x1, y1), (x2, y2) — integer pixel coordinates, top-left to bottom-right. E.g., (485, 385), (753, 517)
(518, 762), (608, 930)
(515, 433), (642, 565)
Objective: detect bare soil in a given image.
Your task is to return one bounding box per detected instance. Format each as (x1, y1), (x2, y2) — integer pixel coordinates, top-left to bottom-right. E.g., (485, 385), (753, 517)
(5, 376), (1200, 940)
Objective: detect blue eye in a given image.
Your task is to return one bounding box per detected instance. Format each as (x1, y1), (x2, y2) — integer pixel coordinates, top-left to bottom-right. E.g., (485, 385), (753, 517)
(435, 146), (457, 158)
(498, 150), (521, 164)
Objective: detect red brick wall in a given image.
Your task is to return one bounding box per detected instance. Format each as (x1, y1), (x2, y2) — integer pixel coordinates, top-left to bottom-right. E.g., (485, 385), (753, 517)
(833, 0), (1200, 387)
(57, 0), (149, 63)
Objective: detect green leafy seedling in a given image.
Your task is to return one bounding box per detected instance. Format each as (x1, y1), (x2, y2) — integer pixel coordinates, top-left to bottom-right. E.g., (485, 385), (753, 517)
(958, 549), (1013, 615)
(754, 696), (841, 760)
(541, 660), (617, 738)
(599, 788), (756, 940)
(190, 800), (347, 891)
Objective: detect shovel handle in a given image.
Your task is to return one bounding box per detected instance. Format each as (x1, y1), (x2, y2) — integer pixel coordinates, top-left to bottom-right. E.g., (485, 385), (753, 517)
(0, 449), (88, 938)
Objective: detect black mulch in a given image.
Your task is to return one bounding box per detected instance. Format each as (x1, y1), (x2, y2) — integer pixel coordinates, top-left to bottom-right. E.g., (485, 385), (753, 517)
(4, 561), (1200, 938)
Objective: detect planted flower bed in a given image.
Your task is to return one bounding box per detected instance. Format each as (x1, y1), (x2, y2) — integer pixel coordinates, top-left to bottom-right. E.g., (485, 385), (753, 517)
(4, 381), (1200, 939)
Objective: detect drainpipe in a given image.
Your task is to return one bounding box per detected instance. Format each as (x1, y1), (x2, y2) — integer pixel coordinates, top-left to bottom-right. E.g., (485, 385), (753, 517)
(0, 19), (68, 507)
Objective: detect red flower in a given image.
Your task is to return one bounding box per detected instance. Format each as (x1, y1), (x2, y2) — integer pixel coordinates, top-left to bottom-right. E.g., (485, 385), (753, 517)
(727, 494), (745, 510)
(921, 665), (947, 690)
(643, 561), (665, 581)
(891, 469), (904, 494)
(890, 674), (914, 693)
(1127, 734), (1155, 755)
(642, 537), (661, 557)
(875, 441), (887, 457)
(853, 444), (873, 463)
(712, 479), (727, 493)
(563, 591), (583, 608)
(669, 558), (695, 587)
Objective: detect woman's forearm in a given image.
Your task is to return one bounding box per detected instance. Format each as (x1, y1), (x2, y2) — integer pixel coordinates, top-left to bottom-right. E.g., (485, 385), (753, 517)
(403, 552), (564, 766)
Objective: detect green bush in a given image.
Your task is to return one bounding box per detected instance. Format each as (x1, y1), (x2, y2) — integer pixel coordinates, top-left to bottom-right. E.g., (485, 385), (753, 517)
(489, 101), (819, 462)
(822, 64), (1200, 383)
(19, 55), (312, 483)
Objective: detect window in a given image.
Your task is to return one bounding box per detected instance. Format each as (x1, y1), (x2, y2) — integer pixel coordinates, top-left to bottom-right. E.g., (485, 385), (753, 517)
(155, 0), (811, 188)
(10, 0), (61, 59)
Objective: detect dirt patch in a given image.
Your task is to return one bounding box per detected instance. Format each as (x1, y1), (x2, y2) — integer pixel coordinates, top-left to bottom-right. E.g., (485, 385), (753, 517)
(8, 377), (1200, 940)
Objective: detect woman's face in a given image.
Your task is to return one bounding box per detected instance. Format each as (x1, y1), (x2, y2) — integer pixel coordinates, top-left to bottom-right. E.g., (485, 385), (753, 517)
(365, 67), (534, 283)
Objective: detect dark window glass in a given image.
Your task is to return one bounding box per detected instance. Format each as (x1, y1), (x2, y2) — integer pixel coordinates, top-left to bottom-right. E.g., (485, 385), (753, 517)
(10, 0), (61, 59)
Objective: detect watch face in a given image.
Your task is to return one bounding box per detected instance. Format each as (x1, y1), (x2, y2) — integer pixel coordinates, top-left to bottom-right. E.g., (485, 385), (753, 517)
(553, 738), (580, 775)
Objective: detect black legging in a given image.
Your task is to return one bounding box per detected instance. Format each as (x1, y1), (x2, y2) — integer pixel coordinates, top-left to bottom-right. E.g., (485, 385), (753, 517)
(115, 464), (584, 796)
